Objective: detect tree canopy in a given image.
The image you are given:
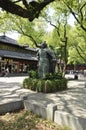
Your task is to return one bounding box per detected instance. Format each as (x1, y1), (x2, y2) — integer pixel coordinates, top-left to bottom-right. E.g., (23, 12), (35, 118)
(0, 0), (55, 21)
(0, 0), (86, 66)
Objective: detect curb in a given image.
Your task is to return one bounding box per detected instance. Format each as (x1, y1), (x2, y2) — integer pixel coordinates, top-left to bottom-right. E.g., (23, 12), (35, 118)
(0, 100), (24, 115)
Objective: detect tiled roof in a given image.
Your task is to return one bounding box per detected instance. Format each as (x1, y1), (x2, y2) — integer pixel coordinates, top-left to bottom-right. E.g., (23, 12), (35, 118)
(0, 35), (19, 46)
(0, 35), (37, 52)
(0, 50), (38, 61)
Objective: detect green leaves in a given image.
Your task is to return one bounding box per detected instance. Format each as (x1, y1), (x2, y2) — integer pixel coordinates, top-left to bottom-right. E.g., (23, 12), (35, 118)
(68, 27), (86, 64)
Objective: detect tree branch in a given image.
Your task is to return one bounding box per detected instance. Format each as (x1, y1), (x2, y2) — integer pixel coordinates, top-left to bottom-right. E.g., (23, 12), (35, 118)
(13, 0), (21, 3)
(79, 2), (86, 23)
(46, 18), (61, 37)
(0, 0), (55, 21)
(79, 2), (86, 12)
(64, 1), (86, 32)
(22, 0), (29, 9)
(74, 45), (86, 62)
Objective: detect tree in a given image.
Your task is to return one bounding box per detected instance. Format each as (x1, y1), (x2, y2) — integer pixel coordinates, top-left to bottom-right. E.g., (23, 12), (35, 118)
(0, 12), (47, 47)
(17, 18), (47, 47)
(63, 0), (86, 32)
(0, 0), (86, 66)
(42, 1), (71, 75)
(0, 0), (55, 21)
(68, 27), (86, 64)
(0, 0), (86, 32)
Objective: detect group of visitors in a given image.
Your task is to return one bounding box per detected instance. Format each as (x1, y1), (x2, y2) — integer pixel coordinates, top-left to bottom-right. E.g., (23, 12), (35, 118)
(1, 67), (9, 77)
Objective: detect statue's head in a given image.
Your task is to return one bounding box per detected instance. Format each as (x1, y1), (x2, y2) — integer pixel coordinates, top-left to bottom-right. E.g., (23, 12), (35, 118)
(41, 41), (47, 48)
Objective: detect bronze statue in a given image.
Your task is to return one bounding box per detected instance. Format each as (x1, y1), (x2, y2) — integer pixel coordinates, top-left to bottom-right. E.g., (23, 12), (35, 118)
(37, 41), (57, 79)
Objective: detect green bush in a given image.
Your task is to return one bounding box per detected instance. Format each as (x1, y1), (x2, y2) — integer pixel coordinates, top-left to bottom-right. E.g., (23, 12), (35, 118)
(58, 80), (62, 90)
(54, 78), (67, 91)
(28, 70), (38, 79)
(37, 80), (44, 92)
(23, 78), (67, 93)
(31, 79), (38, 91)
(23, 78), (32, 89)
(45, 73), (54, 80)
(23, 78), (29, 89)
(44, 80), (53, 93)
(23, 70), (67, 93)
(53, 72), (63, 79)
(45, 72), (63, 80)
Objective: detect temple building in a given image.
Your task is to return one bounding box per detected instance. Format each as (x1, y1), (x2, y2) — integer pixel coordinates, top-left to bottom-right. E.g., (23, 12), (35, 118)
(0, 35), (38, 74)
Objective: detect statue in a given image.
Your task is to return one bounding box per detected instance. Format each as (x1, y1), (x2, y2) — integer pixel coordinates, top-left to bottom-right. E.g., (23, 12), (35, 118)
(48, 45), (57, 74)
(37, 41), (57, 79)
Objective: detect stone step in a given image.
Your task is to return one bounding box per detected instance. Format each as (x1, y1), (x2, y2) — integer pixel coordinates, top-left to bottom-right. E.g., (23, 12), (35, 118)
(54, 111), (86, 130)
(24, 100), (57, 121)
(0, 98), (24, 115)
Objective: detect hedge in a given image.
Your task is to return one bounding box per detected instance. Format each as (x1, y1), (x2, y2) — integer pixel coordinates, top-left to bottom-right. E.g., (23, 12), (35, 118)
(23, 78), (67, 93)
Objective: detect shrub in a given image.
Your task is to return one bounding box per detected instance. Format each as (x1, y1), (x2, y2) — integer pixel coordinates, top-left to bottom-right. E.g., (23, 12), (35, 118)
(37, 80), (44, 92)
(31, 79), (38, 91)
(44, 80), (53, 93)
(23, 78), (29, 89)
(23, 70), (67, 93)
(45, 72), (63, 80)
(23, 78), (32, 89)
(53, 72), (63, 79)
(28, 70), (38, 79)
(45, 73), (54, 80)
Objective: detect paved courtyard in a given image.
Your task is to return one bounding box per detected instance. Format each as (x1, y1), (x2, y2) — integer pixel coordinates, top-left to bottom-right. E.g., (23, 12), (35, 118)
(0, 76), (29, 106)
(0, 76), (86, 130)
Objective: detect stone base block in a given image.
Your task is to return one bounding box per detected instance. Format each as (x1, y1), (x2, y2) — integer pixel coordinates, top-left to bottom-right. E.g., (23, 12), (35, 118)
(24, 100), (57, 121)
(0, 100), (24, 115)
(54, 111), (86, 130)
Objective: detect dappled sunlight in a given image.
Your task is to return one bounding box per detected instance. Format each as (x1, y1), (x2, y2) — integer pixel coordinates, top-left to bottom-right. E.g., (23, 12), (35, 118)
(0, 77), (86, 130)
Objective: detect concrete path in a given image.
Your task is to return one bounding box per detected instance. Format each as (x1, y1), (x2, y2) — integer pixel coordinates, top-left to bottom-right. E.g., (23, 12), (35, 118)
(0, 76), (30, 114)
(0, 76), (86, 130)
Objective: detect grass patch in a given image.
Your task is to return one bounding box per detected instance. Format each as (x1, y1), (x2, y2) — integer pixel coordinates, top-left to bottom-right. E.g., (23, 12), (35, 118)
(0, 109), (70, 130)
